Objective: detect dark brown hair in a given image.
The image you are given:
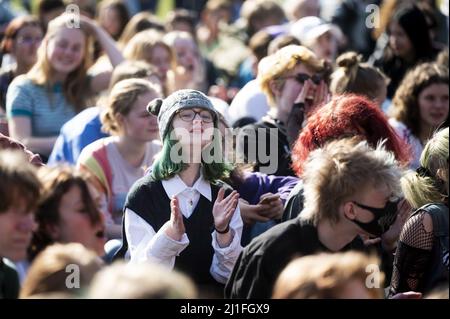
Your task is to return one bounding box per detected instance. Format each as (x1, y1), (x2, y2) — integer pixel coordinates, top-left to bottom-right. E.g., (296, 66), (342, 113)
(0, 15), (42, 54)
(28, 166), (102, 261)
(0, 150), (41, 214)
(390, 62), (448, 136)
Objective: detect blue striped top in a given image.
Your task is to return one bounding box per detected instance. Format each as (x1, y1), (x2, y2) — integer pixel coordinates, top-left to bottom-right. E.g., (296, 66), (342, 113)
(6, 75), (77, 137)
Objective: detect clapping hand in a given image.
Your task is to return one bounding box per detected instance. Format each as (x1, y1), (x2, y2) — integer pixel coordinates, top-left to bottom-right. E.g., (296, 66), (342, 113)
(213, 188), (239, 233)
(164, 196), (186, 241)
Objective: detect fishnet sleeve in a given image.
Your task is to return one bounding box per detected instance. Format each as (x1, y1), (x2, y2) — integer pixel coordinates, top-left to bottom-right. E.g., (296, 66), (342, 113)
(389, 211), (434, 296)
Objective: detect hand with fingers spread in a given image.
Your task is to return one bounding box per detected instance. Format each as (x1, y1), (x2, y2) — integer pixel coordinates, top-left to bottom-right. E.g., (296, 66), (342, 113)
(164, 196), (186, 241)
(213, 188), (239, 233)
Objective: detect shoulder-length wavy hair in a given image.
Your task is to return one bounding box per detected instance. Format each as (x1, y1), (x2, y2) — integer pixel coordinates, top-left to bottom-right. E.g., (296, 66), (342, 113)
(151, 122), (233, 183)
(27, 14), (93, 112)
(390, 62), (448, 137)
(292, 94), (411, 176)
(28, 166), (102, 261)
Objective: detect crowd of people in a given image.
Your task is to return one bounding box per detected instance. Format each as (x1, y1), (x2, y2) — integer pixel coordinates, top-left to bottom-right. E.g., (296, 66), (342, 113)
(0, 0), (448, 299)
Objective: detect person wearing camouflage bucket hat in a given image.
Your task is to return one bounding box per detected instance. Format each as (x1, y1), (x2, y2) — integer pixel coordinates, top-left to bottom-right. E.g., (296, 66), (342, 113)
(147, 89), (219, 139)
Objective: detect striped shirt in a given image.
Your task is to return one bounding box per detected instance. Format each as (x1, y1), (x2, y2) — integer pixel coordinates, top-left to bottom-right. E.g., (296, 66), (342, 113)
(6, 75), (77, 137)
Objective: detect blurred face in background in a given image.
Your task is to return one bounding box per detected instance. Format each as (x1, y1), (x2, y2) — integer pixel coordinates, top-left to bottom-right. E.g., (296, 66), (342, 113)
(418, 83), (449, 129)
(99, 6), (122, 38)
(292, 0), (321, 20)
(12, 25), (43, 69)
(310, 31), (338, 62)
(50, 185), (105, 256)
(149, 44), (172, 82)
(0, 203), (36, 261)
(389, 21), (414, 59)
(173, 38), (199, 71)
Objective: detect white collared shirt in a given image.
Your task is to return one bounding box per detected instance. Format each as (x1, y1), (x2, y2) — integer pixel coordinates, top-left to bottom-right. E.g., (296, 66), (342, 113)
(124, 174), (243, 284)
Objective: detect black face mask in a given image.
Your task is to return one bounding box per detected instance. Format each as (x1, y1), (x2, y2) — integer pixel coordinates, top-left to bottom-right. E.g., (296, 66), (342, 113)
(350, 199), (400, 237)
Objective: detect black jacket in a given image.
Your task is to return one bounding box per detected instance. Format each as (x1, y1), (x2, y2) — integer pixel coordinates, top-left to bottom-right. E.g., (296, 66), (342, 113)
(224, 217), (367, 299)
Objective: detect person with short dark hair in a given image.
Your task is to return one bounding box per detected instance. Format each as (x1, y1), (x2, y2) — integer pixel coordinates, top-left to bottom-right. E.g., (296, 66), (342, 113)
(0, 150), (41, 299)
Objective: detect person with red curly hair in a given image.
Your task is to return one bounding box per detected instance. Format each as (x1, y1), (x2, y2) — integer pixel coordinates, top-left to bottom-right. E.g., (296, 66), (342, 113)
(283, 94), (411, 222)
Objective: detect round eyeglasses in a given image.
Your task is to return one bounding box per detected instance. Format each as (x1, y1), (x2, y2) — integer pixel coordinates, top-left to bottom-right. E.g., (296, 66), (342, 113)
(177, 109), (214, 123)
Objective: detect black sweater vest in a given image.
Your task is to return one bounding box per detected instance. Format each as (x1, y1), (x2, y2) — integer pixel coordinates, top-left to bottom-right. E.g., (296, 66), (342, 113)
(118, 174), (233, 286)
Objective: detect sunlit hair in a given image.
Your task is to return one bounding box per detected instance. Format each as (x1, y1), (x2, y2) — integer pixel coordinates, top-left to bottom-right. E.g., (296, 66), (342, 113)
(330, 52), (388, 102)
(108, 60), (161, 91)
(101, 78), (161, 135)
(27, 14), (93, 112)
(0, 150), (40, 214)
(162, 30), (196, 56)
(123, 29), (174, 66)
(273, 252), (384, 299)
(28, 166), (102, 261)
(401, 128), (449, 209)
(301, 138), (403, 225)
(258, 45), (328, 107)
(118, 12), (165, 48)
(390, 62), (448, 137)
(292, 94), (411, 176)
(0, 15), (42, 54)
(88, 261), (197, 299)
(240, 0), (285, 37)
(20, 243), (103, 298)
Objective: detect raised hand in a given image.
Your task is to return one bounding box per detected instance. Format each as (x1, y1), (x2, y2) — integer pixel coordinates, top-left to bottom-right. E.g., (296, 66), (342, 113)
(311, 80), (329, 113)
(164, 196), (186, 241)
(213, 188), (239, 233)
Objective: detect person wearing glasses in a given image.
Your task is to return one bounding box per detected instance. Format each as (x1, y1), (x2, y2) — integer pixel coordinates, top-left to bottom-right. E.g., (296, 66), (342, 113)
(77, 79), (162, 240)
(236, 45), (329, 177)
(117, 89), (243, 298)
(0, 16), (43, 134)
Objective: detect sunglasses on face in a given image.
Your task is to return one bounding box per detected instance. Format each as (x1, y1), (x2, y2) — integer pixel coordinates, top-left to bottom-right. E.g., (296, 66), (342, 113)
(178, 109), (215, 123)
(286, 73), (323, 85)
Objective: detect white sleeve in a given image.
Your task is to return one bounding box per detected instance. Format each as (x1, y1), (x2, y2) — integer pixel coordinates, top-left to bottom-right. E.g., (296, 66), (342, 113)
(124, 208), (190, 268)
(210, 205), (244, 284)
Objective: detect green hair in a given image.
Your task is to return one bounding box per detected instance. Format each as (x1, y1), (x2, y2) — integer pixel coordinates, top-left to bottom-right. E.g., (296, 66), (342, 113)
(401, 128), (449, 209)
(151, 124), (233, 182)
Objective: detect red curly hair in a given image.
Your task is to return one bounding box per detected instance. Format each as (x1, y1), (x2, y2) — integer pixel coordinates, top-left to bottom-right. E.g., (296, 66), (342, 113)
(292, 94), (411, 176)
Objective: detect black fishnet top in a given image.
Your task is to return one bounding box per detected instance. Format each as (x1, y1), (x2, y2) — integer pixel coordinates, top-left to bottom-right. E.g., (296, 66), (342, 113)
(389, 211), (434, 296)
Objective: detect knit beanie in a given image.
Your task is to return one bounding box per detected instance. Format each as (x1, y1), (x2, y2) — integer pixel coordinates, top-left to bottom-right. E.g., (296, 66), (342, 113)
(147, 89), (218, 139)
